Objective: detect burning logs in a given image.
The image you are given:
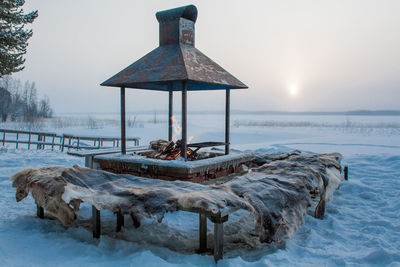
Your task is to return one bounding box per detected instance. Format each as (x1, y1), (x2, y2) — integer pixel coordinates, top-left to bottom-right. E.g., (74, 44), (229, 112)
(149, 139), (197, 160)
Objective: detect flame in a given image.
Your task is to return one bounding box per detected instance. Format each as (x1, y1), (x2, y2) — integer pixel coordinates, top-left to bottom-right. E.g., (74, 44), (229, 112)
(188, 136), (194, 144)
(171, 116), (181, 142)
(160, 140), (195, 160)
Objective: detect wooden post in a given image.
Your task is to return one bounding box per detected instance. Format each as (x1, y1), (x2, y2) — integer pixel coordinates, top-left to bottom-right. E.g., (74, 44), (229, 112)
(85, 156), (93, 169)
(51, 136), (55, 151)
(68, 137), (72, 149)
(214, 222), (224, 262)
(225, 89), (230, 155)
(344, 166), (349, 180)
(2, 131), (5, 146)
(28, 133), (31, 150)
(61, 135), (65, 152)
(182, 81), (187, 161)
(43, 136), (46, 149)
(92, 206), (101, 238)
(16, 133), (19, 149)
(168, 86), (173, 141)
(116, 210), (124, 232)
(77, 137), (80, 149)
(199, 214), (207, 253)
(37, 205), (44, 219)
(210, 214), (228, 262)
(36, 135), (40, 150)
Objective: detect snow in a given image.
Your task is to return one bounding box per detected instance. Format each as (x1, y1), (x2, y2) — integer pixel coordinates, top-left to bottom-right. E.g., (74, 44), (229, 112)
(1, 113), (399, 266)
(95, 150), (252, 169)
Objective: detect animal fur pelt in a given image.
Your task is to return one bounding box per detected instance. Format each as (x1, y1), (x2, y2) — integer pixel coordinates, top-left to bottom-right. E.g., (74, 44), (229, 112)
(11, 152), (343, 243)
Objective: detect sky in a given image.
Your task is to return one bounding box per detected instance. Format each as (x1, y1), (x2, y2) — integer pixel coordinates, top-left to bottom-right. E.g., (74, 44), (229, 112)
(12, 0), (400, 114)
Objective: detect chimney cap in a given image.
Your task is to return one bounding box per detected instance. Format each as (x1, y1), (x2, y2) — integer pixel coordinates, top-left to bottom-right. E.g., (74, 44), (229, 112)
(156, 5), (197, 23)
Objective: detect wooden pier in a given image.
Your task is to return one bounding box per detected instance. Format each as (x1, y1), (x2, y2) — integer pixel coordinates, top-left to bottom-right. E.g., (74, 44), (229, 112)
(0, 128), (140, 151)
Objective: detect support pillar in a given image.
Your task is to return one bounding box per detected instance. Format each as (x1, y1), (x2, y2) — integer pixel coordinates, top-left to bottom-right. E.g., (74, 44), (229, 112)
(214, 222), (224, 262)
(85, 156), (93, 169)
(210, 214), (228, 262)
(28, 133), (31, 150)
(116, 210), (124, 232)
(120, 87), (126, 155)
(344, 166), (349, 180)
(225, 89), (230, 155)
(61, 135), (65, 152)
(92, 206), (101, 238)
(37, 205), (44, 219)
(199, 214), (207, 252)
(168, 86), (173, 141)
(37, 135), (41, 149)
(181, 81), (187, 161)
(51, 136), (55, 151)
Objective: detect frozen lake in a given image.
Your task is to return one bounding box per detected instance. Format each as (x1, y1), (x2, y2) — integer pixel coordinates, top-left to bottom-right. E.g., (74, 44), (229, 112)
(0, 112), (399, 266)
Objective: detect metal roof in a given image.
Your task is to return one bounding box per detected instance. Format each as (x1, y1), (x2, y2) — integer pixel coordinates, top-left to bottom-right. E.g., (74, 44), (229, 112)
(101, 5), (248, 91)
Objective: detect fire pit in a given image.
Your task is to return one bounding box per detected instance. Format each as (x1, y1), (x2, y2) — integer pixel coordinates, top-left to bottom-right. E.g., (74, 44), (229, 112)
(143, 139), (228, 161)
(97, 5), (249, 181)
(93, 148), (253, 183)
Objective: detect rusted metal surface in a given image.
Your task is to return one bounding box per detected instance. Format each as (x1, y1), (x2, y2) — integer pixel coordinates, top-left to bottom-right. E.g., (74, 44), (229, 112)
(101, 5), (247, 91)
(156, 5), (197, 24)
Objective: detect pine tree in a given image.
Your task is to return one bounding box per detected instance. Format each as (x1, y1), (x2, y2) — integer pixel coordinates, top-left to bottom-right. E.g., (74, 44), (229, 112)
(0, 0), (38, 77)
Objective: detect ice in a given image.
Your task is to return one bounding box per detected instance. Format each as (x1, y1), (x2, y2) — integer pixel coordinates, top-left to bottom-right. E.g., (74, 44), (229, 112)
(0, 113), (399, 266)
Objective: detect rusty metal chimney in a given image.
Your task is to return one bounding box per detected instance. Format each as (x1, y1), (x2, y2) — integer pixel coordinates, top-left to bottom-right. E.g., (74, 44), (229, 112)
(156, 5), (197, 46)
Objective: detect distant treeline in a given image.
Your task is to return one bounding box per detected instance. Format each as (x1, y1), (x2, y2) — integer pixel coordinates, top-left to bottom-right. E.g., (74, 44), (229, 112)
(0, 76), (53, 122)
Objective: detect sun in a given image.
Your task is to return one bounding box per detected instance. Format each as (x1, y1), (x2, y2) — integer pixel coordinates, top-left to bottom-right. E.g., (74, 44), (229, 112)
(289, 84), (298, 96)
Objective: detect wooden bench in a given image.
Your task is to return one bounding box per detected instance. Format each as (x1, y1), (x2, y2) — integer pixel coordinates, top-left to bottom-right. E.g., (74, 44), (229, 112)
(64, 146), (235, 261)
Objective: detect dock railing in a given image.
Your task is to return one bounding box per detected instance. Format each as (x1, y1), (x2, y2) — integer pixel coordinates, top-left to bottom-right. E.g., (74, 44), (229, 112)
(0, 128), (140, 151)
(60, 134), (140, 152)
(1, 129), (59, 150)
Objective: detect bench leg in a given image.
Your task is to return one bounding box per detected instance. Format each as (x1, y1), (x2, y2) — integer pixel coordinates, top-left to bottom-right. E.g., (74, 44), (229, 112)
(85, 156), (93, 169)
(344, 166), (349, 180)
(199, 216), (207, 253)
(37, 205), (44, 219)
(199, 213), (207, 252)
(214, 222), (224, 262)
(92, 206), (101, 238)
(116, 210), (124, 232)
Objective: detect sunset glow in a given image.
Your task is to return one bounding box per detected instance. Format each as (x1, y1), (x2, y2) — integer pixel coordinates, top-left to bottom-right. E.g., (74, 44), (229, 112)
(289, 84), (298, 96)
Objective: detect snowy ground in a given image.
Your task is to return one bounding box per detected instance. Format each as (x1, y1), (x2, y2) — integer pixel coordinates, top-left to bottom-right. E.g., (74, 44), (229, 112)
(0, 114), (399, 266)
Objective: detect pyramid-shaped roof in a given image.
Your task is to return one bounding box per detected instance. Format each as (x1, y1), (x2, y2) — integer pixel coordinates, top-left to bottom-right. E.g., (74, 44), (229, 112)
(101, 5), (248, 91)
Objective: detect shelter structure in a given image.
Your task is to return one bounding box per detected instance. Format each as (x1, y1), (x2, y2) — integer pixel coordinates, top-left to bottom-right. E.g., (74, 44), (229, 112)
(101, 5), (248, 160)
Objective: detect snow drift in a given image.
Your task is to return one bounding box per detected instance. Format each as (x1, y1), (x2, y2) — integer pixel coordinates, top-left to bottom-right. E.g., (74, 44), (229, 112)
(10, 151), (343, 244)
